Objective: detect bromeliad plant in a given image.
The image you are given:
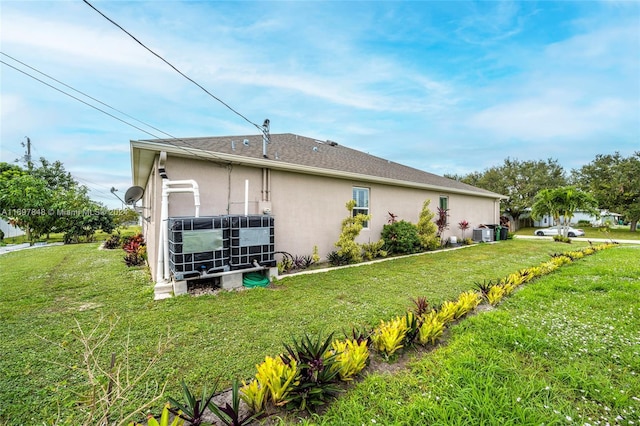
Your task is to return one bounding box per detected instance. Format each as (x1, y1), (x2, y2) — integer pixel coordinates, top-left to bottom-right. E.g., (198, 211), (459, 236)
(455, 291), (482, 318)
(167, 380), (218, 426)
(254, 355), (298, 407)
(283, 332), (342, 411)
(435, 300), (458, 324)
(486, 285), (506, 306)
(128, 403), (185, 426)
(371, 316), (409, 360)
(417, 311), (445, 346)
(210, 379), (263, 426)
(330, 338), (369, 381)
(410, 296), (431, 318)
(402, 311), (421, 346)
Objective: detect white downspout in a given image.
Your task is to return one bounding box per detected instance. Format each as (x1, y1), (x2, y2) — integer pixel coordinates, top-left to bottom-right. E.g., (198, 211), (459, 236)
(157, 179), (201, 283)
(244, 179), (249, 216)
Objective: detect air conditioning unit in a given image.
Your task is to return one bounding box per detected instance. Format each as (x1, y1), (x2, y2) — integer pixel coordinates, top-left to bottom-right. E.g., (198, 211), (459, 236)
(472, 228), (493, 242)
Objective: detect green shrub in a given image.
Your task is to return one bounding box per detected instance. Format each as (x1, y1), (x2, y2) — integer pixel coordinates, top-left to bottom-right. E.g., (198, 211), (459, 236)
(334, 200), (369, 264)
(381, 220), (421, 254)
(553, 234), (572, 243)
(417, 199), (439, 249)
(361, 240), (387, 261)
(103, 233), (121, 249)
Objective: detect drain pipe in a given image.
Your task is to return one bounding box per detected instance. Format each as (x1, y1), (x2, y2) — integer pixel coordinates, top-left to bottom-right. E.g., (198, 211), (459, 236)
(244, 179), (249, 216)
(156, 179), (201, 283)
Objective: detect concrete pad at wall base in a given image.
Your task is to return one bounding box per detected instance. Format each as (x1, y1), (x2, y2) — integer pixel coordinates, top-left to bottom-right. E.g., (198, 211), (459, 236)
(154, 281), (174, 300)
(268, 266), (279, 280)
(221, 272), (243, 290)
(173, 280), (188, 296)
(153, 267), (279, 299)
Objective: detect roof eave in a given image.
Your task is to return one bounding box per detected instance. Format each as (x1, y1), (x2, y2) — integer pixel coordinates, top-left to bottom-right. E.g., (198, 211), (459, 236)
(130, 140), (506, 200)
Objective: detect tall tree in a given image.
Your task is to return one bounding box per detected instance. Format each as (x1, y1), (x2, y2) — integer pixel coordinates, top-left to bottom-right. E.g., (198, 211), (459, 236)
(0, 171), (52, 244)
(572, 152), (640, 232)
(0, 159), (115, 243)
(31, 157), (77, 191)
(449, 158), (567, 229)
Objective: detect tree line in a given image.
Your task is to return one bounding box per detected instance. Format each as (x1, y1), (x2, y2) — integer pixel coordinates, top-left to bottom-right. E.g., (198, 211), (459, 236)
(0, 158), (137, 244)
(445, 152), (639, 232)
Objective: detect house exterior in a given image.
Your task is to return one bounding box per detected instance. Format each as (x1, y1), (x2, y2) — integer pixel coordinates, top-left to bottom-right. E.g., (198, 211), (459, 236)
(130, 133), (504, 290)
(0, 218), (25, 239)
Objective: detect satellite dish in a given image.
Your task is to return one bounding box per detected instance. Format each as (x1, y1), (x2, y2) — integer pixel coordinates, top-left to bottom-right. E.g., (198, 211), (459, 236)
(124, 186), (144, 205)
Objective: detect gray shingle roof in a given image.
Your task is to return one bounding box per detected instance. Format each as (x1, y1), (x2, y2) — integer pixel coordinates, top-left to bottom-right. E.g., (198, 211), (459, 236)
(137, 133), (501, 198)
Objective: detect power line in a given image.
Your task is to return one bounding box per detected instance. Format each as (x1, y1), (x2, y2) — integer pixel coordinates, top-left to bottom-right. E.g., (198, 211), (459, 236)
(82, 0), (263, 133)
(1, 52), (181, 141)
(2, 59), (164, 138)
(0, 55), (225, 163)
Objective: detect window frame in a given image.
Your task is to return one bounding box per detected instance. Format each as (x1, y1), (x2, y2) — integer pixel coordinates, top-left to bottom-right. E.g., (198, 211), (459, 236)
(352, 186), (370, 229)
(439, 196), (449, 225)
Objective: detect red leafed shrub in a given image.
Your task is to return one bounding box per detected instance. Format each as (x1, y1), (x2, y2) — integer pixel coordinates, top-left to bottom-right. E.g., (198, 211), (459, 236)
(123, 233), (146, 267)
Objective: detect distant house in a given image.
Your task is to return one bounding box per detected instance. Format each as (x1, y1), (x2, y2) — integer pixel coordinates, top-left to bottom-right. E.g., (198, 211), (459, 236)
(130, 133), (505, 295)
(0, 218), (25, 239)
(533, 210), (620, 228)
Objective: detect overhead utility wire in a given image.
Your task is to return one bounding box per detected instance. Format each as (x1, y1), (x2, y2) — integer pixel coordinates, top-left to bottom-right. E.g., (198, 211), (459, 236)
(2, 60), (165, 139)
(82, 0), (263, 133)
(2, 52), (179, 142)
(0, 55), (221, 162)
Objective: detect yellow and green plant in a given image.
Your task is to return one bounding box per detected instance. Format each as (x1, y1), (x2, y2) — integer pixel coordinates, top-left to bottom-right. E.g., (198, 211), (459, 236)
(128, 403), (185, 426)
(436, 300), (458, 324)
(455, 291), (482, 318)
(240, 379), (267, 414)
(565, 250), (585, 260)
(487, 285), (505, 305)
(417, 311), (444, 346)
(371, 317), (408, 359)
(330, 338), (369, 381)
(254, 355), (298, 406)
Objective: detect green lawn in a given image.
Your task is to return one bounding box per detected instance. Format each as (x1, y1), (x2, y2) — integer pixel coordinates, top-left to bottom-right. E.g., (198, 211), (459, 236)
(299, 245), (640, 426)
(0, 239), (635, 424)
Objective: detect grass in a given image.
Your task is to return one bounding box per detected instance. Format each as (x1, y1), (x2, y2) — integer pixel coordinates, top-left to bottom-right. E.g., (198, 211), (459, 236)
(294, 245), (640, 425)
(0, 239), (632, 424)
(516, 225), (640, 241)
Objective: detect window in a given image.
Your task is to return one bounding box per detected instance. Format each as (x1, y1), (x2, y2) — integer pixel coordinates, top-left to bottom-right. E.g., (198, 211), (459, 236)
(439, 196), (449, 225)
(352, 187), (369, 228)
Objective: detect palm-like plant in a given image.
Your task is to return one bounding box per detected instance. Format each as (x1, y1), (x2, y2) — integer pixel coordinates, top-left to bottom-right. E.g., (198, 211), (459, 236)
(458, 220), (470, 240)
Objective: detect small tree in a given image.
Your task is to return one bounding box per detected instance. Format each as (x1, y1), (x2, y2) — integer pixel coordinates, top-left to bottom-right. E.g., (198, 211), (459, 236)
(435, 207), (449, 243)
(416, 200), (438, 250)
(334, 200), (370, 264)
(532, 186), (598, 237)
(458, 220), (470, 240)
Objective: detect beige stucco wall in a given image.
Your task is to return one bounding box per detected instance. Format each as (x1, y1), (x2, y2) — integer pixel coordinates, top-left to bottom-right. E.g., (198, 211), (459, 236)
(141, 154), (500, 280)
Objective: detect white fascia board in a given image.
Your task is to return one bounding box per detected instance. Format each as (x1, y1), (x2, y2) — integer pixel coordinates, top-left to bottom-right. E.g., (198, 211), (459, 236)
(130, 140), (506, 200)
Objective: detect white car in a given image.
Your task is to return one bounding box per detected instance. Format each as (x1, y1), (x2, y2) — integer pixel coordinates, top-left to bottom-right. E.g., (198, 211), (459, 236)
(534, 227), (585, 237)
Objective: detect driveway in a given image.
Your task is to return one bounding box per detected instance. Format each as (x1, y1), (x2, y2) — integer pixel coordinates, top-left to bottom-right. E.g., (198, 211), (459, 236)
(0, 242), (64, 255)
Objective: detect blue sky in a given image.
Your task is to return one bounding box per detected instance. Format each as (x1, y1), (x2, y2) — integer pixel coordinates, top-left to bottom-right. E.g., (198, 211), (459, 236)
(1, 0), (638, 208)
